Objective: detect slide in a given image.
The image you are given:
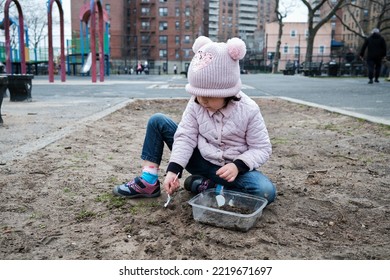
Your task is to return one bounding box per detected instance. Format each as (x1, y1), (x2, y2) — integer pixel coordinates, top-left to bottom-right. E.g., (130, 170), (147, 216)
(81, 52), (92, 73)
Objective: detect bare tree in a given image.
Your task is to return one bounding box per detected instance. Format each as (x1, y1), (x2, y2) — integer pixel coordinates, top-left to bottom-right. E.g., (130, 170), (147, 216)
(1, 1), (55, 59)
(273, 0), (296, 73)
(22, 2), (48, 51)
(336, 0), (390, 39)
(272, 0), (285, 74)
(0, 0), (23, 49)
(301, 0), (346, 62)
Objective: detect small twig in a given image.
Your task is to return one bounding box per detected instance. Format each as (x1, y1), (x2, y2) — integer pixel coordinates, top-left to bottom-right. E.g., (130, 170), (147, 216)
(39, 233), (63, 245)
(332, 154), (358, 161)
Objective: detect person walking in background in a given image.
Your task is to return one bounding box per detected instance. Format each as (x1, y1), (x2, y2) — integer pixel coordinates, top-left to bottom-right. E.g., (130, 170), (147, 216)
(136, 61), (143, 75)
(360, 28), (387, 84)
(173, 64), (177, 74)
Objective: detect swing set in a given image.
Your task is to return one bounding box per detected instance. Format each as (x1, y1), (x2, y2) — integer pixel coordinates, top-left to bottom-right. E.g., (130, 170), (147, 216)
(1, 0), (108, 83)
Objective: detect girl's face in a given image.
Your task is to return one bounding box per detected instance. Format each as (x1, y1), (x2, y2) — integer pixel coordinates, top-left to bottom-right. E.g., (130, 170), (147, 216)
(196, 96), (226, 112)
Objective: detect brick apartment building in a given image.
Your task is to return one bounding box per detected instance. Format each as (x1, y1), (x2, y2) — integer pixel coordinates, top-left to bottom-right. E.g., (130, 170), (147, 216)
(70, 0), (276, 74)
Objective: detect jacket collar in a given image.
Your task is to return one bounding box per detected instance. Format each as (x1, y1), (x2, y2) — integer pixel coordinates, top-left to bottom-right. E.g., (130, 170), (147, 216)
(207, 92), (242, 118)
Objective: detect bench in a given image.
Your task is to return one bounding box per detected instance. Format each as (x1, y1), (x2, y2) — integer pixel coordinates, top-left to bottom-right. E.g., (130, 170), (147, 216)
(283, 62), (296, 75)
(301, 61), (322, 76)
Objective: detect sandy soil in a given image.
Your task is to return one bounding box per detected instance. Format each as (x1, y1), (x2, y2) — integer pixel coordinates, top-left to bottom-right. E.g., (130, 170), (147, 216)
(1, 98), (389, 260)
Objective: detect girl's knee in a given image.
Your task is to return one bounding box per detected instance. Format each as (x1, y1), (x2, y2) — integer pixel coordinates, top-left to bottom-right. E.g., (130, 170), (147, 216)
(261, 182), (277, 204)
(148, 113), (167, 125)
(243, 173), (277, 204)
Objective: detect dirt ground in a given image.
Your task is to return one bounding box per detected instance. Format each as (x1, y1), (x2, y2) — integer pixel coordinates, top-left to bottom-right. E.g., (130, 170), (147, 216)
(1, 98), (389, 260)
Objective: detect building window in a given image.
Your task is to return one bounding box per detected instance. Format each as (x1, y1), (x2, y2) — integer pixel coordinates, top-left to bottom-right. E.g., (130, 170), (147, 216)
(159, 35), (168, 45)
(141, 35), (150, 44)
(141, 7), (150, 16)
(183, 49), (191, 58)
(175, 50), (180, 59)
(318, 46), (325, 54)
(185, 21), (190, 30)
(141, 21), (150, 30)
(105, 4), (111, 15)
(183, 35), (190, 44)
(175, 21), (180, 30)
(142, 48), (149, 57)
(175, 8), (180, 17)
(159, 21), (168, 30)
(290, 30), (296, 37)
(294, 46), (300, 58)
(159, 49), (167, 58)
(159, 7), (168, 16)
(185, 7), (190, 16)
(175, 36), (180, 45)
(283, 45), (289, 54)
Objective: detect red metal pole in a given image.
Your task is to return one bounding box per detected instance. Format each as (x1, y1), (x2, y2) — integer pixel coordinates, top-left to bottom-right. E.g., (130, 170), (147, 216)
(98, 2), (105, 82)
(59, 2), (66, 82)
(48, 0), (66, 82)
(90, 0), (97, 82)
(4, 1), (12, 74)
(48, 2), (54, 82)
(4, 0), (26, 74)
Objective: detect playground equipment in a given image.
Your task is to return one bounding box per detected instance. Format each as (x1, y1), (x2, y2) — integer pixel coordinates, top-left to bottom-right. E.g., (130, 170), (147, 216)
(0, 16), (30, 72)
(76, 0), (109, 82)
(1, 0), (110, 85)
(3, 0), (26, 74)
(47, 0), (65, 83)
(2, 0), (34, 103)
(81, 52), (92, 73)
(89, 0), (104, 82)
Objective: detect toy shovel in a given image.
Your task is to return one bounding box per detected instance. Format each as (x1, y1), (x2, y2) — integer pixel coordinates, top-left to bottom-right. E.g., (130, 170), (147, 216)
(164, 172), (180, 208)
(215, 185), (225, 207)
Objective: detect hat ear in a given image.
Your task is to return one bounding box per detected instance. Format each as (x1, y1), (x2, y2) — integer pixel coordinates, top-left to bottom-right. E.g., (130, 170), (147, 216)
(192, 36), (212, 53)
(227, 38), (246, 60)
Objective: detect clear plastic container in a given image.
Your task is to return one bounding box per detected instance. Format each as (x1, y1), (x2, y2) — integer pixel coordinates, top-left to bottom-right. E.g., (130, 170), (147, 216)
(188, 189), (268, 232)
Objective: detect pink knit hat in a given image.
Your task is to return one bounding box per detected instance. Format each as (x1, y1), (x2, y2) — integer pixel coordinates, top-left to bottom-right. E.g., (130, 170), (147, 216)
(185, 36), (246, 97)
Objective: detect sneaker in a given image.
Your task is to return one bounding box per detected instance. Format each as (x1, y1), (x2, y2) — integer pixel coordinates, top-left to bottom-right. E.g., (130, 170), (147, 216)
(184, 175), (216, 193)
(113, 176), (161, 198)
(374, 79), (379, 83)
(368, 80), (373, 84)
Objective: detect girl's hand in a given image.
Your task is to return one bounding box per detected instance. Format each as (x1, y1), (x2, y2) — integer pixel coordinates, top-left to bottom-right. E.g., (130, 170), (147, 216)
(163, 172), (180, 195)
(216, 163), (238, 182)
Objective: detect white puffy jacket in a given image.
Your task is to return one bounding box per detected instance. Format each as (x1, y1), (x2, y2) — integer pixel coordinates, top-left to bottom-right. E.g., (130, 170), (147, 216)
(169, 92), (272, 170)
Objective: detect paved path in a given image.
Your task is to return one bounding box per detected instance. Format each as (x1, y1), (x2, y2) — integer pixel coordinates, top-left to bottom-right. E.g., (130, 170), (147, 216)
(28, 73), (389, 124)
(241, 74), (390, 125)
(1, 74), (389, 162)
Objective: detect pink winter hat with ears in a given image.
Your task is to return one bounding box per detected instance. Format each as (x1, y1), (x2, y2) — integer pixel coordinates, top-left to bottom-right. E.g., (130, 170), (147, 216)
(185, 36), (247, 97)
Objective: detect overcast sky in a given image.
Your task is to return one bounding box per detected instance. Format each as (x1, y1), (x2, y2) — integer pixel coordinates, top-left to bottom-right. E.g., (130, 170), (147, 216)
(281, 0), (308, 22)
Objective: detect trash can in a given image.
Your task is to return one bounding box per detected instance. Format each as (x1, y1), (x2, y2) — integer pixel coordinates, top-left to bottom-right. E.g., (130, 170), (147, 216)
(0, 75), (8, 125)
(7, 74), (34, 102)
(328, 61), (338, 77)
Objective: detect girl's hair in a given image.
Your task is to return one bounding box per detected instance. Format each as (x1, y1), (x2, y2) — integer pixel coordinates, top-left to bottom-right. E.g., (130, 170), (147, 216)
(195, 95), (241, 108)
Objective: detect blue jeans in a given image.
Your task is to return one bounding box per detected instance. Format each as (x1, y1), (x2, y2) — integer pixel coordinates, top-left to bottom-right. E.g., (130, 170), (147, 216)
(141, 113), (277, 203)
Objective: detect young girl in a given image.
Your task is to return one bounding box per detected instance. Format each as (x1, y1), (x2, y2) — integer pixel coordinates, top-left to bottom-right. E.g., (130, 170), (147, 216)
(113, 36), (276, 204)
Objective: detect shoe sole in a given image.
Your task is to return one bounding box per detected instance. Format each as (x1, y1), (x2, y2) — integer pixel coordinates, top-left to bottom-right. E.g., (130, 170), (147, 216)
(184, 175), (204, 192)
(112, 187), (161, 198)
